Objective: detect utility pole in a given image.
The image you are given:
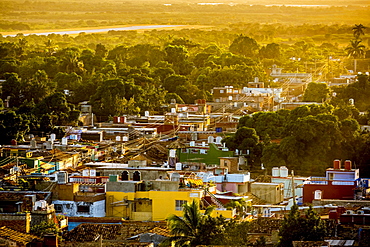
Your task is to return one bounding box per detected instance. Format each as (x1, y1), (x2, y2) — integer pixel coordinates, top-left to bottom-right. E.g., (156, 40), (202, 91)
(291, 170), (296, 205)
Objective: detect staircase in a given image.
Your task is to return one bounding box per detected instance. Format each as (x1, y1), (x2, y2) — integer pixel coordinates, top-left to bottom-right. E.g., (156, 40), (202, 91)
(204, 189), (225, 209)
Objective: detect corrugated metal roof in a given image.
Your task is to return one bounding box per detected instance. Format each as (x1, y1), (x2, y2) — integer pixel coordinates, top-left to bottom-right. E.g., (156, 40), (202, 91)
(325, 239), (355, 246)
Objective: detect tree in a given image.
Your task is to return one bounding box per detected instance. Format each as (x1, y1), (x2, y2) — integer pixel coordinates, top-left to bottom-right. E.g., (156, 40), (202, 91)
(151, 67), (175, 83)
(90, 78), (143, 116)
(22, 70), (56, 104)
(31, 221), (62, 240)
(0, 111), (30, 144)
(302, 82), (331, 103)
(259, 43), (281, 60)
(345, 40), (365, 73)
(223, 127), (257, 152)
(58, 48), (85, 74)
(261, 143), (287, 170)
(44, 39), (58, 56)
(229, 35), (259, 57)
(163, 74), (187, 93)
(224, 198), (247, 219)
(222, 127), (262, 169)
(238, 111), (288, 140)
(164, 200), (216, 247)
(352, 24), (366, 40)
(330, 74), (370, 111)
(1, 72), (22, 107)
(164, 45), (188, 65)
(137, 84), (166, 113)
(33, 92), (79, 127)
(95, 43), (108, 59)
(278, 205), (327, 247)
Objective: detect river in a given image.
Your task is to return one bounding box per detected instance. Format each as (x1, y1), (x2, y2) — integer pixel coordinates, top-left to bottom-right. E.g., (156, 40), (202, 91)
(2, 25), (185, 37)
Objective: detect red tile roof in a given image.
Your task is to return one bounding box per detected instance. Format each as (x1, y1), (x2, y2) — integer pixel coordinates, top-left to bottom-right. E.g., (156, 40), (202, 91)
(0, 226), (42, 245)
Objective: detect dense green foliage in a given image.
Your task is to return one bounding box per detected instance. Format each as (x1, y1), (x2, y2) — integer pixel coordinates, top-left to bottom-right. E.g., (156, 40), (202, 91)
(225, 101), (370, 176)
(278, 205), (327, 247)
(164, 200), (250, 246)
(30, 221), (62, 239)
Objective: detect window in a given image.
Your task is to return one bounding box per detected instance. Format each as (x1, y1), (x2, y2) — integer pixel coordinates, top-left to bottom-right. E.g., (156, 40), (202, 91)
(77, 205), (90, 213)
(175, 200), (187, 211)
(55, 204), (63, 213)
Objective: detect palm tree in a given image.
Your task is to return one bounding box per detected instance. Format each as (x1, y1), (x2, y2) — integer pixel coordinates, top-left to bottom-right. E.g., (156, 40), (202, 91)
(61, 50), (84, 74)
(164, 200), (215, 247)
(352, 24), (366, 40)
(345, 39), (365, 73)
(44, 39), (58, 56)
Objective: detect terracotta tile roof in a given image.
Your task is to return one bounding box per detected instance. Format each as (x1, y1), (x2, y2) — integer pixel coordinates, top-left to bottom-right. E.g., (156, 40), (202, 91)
(63, 221), (167, 242)
(0, 226), (42, 244)
(0, 220), (28, 233)
(149, 226), (171, 237)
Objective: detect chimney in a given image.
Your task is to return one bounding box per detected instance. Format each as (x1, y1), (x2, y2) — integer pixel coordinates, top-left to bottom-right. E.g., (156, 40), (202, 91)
(344, 160), (352, 170)
(333, 159), (341, 169)
(44, 234), (58, 247)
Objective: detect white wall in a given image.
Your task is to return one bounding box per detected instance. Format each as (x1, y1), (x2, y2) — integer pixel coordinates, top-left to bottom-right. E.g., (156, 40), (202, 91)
(52, 200), (105, 217)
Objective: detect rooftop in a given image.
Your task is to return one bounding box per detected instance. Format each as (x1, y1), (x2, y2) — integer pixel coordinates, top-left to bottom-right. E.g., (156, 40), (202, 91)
(0, 226), (42, 244)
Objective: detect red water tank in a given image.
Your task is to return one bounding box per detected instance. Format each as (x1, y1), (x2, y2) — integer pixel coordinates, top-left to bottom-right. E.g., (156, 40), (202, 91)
(345, 160), (352, 170)
(333, 159), (341, 169)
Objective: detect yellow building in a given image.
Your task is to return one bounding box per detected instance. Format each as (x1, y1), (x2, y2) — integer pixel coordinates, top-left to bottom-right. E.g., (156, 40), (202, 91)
(106, 180), (235, 221)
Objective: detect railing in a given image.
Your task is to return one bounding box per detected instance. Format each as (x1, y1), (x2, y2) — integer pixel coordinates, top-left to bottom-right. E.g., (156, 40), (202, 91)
(332, 181), (355, 186)
(69, 176), (109, 184)
(304, 180), (355, 186)
(304, 180), (328, 185)
(204, 189), (225, 209)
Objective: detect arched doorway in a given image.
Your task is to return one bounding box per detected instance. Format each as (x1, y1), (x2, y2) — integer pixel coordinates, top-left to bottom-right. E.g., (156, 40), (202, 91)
(121, 171), (129, 181)
(133, 171), (141, 181)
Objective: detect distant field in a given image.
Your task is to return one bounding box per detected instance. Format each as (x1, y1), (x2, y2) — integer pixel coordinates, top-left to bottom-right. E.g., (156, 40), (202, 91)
(0, 0), (369, 33)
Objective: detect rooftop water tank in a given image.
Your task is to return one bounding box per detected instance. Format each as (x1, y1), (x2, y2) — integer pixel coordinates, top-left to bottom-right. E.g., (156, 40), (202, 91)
(175, 163), (182, 171)
(50, 133), (56, 141)
(215, 136), (222, 144)
(272, 167), (280, 177)
(62, 137), (68, 145)
(208, 136), (214, 144)
(82, 169), (89, 176)
(280, 166), (288, 177)
(90, 169), (96, 177)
